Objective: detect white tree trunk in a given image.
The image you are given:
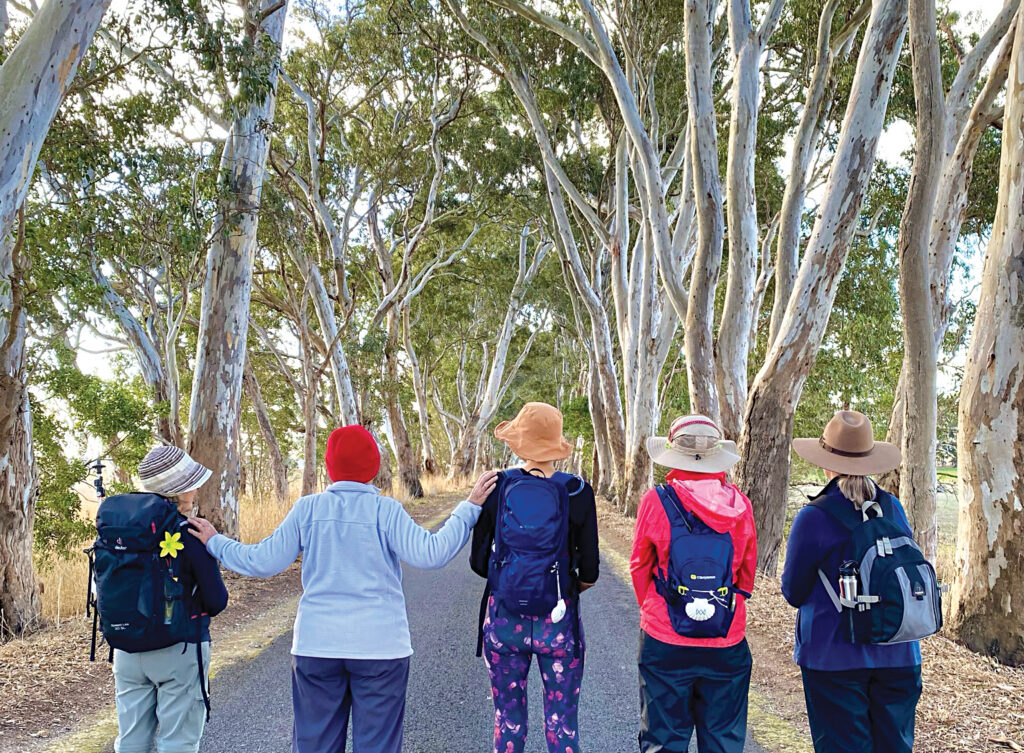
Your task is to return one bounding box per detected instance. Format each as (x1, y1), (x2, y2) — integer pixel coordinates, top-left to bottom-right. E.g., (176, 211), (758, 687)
(188, 0), (288, 536)
(0, 0), (111, 240)
(683, 0), (724, 425)
(737, 0), (908, 574)
(715, 0), (779, 439)
(949, 10), (1024, 665)
(769, 0), (843, 347)
(895, 0), (943, 560)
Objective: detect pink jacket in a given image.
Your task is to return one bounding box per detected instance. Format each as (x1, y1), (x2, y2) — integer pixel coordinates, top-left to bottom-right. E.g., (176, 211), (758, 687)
(630, 469), (757, 647)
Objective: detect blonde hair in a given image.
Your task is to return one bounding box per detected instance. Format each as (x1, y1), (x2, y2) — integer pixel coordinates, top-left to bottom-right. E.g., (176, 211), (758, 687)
(837, 475), (877, 507)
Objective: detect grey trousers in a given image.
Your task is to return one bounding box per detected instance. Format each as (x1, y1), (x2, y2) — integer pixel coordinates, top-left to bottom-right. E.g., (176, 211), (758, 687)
(113, 641), (210, 753)
(291, 654), (411, 753)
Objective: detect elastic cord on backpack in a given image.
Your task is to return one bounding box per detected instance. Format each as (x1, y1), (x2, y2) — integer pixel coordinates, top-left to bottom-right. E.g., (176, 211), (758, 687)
(475, 582), (491, 658)
(195, 616), (211, 721)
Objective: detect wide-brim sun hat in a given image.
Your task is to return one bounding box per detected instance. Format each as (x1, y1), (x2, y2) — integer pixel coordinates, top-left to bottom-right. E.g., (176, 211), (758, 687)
(792, 410), (901, 476)
(138, 446), (212, 497)
(646, 415), (739, 474)
(494, 402), (574, 462)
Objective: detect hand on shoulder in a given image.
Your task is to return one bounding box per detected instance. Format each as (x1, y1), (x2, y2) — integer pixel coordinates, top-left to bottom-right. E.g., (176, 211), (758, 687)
(468, 470), (499, 505)
(187, 516), (219, 546)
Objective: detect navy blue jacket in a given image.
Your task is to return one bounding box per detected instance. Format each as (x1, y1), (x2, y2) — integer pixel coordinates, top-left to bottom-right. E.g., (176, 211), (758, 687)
(177, 517), (228, 643)
(781, 479), (921, 671)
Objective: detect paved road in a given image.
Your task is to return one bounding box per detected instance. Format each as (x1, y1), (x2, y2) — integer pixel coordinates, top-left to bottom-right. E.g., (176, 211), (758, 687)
(196, 546), (766, 753)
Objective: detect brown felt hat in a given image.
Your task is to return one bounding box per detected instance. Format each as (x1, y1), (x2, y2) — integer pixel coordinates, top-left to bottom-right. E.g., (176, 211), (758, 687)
(792, 410), (901, 476)
(494, 402), (574, 462)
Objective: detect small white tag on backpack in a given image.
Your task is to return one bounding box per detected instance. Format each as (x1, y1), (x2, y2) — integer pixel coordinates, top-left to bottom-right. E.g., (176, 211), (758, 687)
(550, 599), (567, 623)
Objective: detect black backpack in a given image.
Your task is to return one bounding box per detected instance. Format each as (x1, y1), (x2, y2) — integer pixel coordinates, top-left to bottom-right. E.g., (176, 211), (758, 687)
(811, 488), (943, 645)
(87, 493), (211, 716)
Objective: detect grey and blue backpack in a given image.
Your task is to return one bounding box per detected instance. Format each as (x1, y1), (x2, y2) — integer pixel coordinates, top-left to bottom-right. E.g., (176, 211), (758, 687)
(811, 488), (943, 645)
(652, 484), (750, 638)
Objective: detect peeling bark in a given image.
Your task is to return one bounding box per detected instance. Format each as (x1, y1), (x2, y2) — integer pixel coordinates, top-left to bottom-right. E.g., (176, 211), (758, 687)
(0, 219), (39, 638)
(188, 0), (289, 536)
(949, 10), (1024, 666)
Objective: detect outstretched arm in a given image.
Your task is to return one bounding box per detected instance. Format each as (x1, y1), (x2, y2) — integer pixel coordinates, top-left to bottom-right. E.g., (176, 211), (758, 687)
(386, 471), (496, 570)
(189, 504), (302, 578)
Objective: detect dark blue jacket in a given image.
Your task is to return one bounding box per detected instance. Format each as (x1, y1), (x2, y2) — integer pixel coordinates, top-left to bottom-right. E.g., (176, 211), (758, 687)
(177, 517), (228, 643)
(781, 479), (921, 671)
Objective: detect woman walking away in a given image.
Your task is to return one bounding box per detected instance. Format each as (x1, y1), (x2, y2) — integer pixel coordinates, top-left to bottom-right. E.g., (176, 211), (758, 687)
(96, 447), (228, 753)
(784, 410), (938, 753)
(470, 402), (599, 753)
(188, 425), (497, 753)
(631, 415), (757, 753)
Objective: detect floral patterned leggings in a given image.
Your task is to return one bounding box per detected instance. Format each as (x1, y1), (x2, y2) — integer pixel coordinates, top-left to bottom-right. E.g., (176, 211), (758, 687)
(482, 595), (585, 753)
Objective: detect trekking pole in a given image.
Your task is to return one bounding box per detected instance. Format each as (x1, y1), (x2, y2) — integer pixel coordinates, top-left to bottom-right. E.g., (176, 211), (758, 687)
(90, 458), (106, 501)
(85, 458), (105, 661)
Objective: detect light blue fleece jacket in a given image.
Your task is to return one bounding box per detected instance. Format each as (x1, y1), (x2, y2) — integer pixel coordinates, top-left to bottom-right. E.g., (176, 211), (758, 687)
(205, 481), (481, 659)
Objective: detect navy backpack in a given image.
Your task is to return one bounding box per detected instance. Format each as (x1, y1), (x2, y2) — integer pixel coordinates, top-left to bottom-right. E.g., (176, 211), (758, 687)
(488, 469), (580, 616)
(653, 484), (750, 639)
(90, 493), (196, 653)
(88, 493), (211, 717)
(811, 488), (943, 645)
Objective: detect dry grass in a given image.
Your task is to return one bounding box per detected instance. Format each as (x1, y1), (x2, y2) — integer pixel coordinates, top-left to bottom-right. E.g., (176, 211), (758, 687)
(421, 472), (470, 497)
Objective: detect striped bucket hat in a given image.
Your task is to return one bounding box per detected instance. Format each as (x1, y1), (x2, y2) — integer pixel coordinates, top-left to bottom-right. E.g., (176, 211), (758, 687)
(138, 446), (212, 497)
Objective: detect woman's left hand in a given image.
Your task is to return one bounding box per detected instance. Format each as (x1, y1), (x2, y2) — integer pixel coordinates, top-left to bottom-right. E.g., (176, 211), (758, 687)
(187, 516), (219, 546)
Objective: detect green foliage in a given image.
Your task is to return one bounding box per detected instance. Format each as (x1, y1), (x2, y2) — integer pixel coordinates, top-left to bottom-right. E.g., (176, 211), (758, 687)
(31, 408), (93, 558)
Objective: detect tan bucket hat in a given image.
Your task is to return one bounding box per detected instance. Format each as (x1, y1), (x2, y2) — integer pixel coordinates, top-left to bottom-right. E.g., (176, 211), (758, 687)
(646, 415), (740, 474)
(494, 402), (574, 462)
(792, 410), (901, 476)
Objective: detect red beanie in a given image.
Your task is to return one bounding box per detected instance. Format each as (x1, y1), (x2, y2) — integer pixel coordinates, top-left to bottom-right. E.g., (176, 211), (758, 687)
(325, 425), (381, 483)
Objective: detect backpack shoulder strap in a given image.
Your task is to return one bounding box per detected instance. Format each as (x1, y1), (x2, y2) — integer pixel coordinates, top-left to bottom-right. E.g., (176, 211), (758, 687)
(807, 492), (863, 532)
(551, 471), (586, 497)
(654, 484), (693, 532)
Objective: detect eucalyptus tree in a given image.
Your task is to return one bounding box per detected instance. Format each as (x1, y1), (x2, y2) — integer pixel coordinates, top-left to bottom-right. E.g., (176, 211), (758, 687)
(0, 0), (132, 636)
(949, 5), (1024, 667)
(421, 222), (552, 478)
(879, 0), (1019, 559)
(270, 0), (524, 494)
(736, 0), (908, 571)
(181, 0), (291, 535)
(442, 0), (900, 526)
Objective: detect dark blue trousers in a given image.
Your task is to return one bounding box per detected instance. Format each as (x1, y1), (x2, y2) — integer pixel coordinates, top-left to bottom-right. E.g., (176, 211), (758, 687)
(291, 654), (411, 753)
(638, 632), (752, 753)
(801, 665), (921, 753)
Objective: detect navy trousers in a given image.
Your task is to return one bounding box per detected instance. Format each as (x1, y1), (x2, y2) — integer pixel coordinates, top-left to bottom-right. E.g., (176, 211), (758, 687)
(638, 632), (752, 753)
(801, 665), (921, 753)
(291, 654), (411, 753)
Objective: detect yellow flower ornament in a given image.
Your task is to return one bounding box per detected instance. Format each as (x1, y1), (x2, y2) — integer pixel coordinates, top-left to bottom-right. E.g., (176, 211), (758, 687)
(160, 531), (185, 558)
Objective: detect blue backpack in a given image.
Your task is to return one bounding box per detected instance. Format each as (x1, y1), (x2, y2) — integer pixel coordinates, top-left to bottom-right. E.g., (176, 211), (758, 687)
(653, 484), (750, 638)
(811, 489), (943, 645)
(488, 469), (580, 616)
(89, 493), (197, 653)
